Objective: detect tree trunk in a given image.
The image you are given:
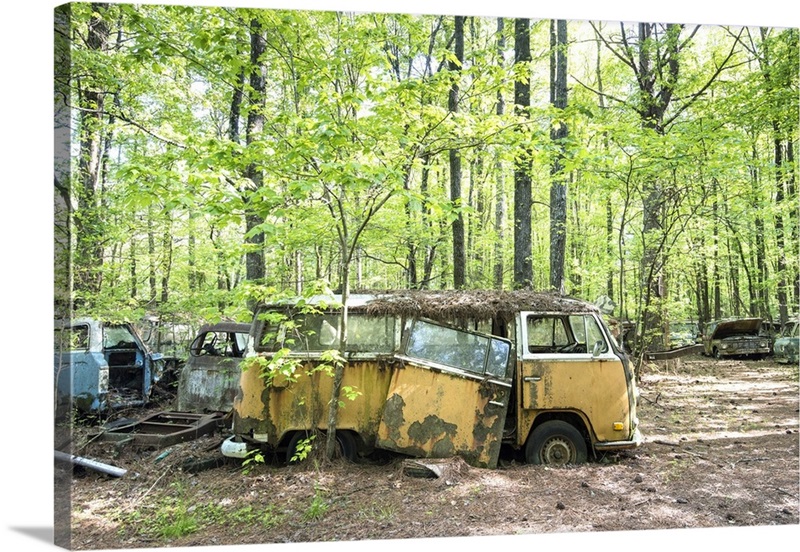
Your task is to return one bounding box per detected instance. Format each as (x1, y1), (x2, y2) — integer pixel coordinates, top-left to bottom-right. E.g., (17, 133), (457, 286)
(594, 23), (615, 302)
(129, 237), (137, 299)
(326, 240), (350, 460)
(148, 206), (157, 303)
(513, 18), (533, 289)
(244, 18), (267, 310)
(634, 23), (682, 351)
(160, 220), (172, 304)
(773, 133), (789, 326)
(713, 181), (722, 319)
(787, 139), (799, 309)
(421, 154), (438, 289)
(449, 15), (466, 288)
(493, 18), (506, 291)
(75, 2), (110, 298)
(549, 19), (568, 293)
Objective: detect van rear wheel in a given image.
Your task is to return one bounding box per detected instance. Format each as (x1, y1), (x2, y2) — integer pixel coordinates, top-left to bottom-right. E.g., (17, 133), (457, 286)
(286, 430), (357, 464)
(525, 421), (588, 466)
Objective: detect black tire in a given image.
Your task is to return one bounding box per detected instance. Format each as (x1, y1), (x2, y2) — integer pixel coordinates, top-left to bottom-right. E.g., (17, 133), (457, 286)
(285, 430), (358, 464)
(713, 347), (722, 359)
(525, 420), (588, 466)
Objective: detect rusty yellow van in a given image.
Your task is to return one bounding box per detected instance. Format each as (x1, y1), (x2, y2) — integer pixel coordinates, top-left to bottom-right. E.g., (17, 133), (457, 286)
(221, 290), (641, 468)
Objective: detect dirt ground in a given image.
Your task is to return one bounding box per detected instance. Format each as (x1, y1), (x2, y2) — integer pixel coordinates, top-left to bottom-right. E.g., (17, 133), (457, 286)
(62, 355), (799, 550)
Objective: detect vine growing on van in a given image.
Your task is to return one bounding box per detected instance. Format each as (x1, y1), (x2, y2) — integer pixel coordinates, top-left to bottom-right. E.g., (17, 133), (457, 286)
(244, 300), (362, 405)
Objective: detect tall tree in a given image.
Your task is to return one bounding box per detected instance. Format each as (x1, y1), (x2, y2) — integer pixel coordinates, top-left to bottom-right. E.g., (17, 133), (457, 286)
(449, 15), (466, 288)
(244, 17), (267, 310)
(493, 17), (507, 290)
(75, 2), (111, 299)
(513, 18), (533, 289)
(549, 19), (568, 293)
(592, 22), (740, 350)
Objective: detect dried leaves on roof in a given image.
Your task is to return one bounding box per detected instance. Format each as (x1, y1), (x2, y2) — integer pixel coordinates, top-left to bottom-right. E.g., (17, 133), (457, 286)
(361, 289), (597, 322)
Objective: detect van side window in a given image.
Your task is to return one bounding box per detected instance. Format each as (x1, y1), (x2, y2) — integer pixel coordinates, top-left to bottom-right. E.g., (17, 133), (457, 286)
(582, 315), (608, 354)
(255, 311), (396, 353)
(527, 316), (569, 353)
(526, 314), (608, 355)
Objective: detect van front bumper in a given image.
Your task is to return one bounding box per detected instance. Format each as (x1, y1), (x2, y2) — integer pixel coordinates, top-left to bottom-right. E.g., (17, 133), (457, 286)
(593, 427), (643, 451)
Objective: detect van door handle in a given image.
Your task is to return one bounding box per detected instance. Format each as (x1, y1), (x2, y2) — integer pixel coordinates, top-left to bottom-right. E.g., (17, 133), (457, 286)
(489, 400), (505, 407)
(523, 375), (541, 382)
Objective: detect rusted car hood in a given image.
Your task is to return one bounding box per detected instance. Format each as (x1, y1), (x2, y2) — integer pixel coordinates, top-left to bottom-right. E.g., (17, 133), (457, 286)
(710, 318), (762, 340)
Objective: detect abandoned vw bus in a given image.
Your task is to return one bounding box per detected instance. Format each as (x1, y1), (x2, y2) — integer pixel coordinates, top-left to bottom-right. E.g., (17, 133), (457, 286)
(221, 290), (641, 468)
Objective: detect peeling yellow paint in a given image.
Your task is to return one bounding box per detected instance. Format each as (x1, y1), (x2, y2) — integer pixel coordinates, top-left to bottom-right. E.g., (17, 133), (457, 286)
(376, 363), (509, 468)
(519, 358), (630, 442)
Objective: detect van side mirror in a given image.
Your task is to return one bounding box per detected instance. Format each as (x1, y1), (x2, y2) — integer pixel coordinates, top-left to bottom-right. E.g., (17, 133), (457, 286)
(592, 340), (604, 358)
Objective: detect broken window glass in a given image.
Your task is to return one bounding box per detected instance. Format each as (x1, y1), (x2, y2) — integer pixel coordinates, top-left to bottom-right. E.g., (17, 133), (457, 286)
(54, 325), (89, 351)
(260, 312), (397, 353)
(404, 319), (499, 376)
(103, 326), (137, 349)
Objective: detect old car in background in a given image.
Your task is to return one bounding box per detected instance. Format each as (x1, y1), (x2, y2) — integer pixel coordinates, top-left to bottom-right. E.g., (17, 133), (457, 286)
(669, 320), (701, 348)
(773, 319), (799, 365)
(176, 322), (251, 413)
(136, 315), (196, 393)
(702, 318), (771, 360)
(54, 318), (164, 413)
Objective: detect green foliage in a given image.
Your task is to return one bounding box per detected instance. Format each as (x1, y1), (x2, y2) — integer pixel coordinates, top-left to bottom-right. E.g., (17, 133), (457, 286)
(290, 434), (316, 463)
(241, 448), (267, 475)
(302, 486), (331, 521)
(111, 480), (287, 541)
(64, 5), (798, 355)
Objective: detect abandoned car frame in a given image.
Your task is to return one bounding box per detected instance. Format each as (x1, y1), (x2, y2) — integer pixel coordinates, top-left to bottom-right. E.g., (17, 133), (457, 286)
(176, 322), (251, 413)
(701, 318), (772, 360)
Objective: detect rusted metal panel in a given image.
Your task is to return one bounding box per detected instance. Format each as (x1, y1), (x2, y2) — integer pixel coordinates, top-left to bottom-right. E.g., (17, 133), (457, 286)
(177, 355), (242, 412)
(233, 358), (394, 450)
(96, 411), (225, 448)
(708, 318), (762, 340)
(520, 358), (630, 443)
(376, 362), (510, 468)
(177, 323), (250, 412)
(645, 344), (704, 360)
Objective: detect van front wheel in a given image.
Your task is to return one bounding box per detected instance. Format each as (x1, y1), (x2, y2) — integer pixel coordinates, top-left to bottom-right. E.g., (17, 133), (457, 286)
(525, 421), (588, 466)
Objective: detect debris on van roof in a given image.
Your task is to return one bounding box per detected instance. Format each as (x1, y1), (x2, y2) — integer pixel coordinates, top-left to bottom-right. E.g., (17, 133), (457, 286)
(361, 289), (598, 322)
(258, 290), (598, 323)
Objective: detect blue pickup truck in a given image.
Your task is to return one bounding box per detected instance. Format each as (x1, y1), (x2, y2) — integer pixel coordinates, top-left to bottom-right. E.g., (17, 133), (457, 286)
(54, 318), (164, 413)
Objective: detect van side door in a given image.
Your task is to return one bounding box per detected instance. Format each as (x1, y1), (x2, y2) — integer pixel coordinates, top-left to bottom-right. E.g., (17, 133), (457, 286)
(377, 318), (513, 468)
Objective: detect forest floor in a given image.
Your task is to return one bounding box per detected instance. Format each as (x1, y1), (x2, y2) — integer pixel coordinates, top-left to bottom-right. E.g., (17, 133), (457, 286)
(62, 355), (799, 550)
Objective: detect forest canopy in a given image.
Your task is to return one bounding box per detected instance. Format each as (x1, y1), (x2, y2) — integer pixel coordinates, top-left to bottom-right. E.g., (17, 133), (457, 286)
(54, 2), (799, 351)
